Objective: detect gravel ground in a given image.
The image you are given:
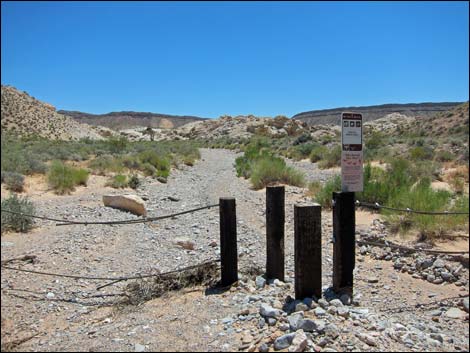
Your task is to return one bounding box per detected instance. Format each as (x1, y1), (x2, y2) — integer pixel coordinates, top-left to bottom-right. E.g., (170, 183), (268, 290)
(1, 149), (468, 352)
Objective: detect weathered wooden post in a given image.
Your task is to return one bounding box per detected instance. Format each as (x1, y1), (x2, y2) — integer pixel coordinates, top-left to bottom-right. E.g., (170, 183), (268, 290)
(332, 192), (355, 295)
(294, 203), (322, 299)
(266, 186), (285, 281)
(219, 197), (238, 286)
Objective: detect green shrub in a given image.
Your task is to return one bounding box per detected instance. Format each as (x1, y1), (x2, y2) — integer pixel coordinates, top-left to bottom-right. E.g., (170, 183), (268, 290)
(250, 156), (305, 190)
(1, 194), (35, 233)
(2, 172), (25, 192)
(409, 146), (433, 161)
(88, 155), (125, 175)
(73, 169), (90, 186)
(47, 161), (89, 194)
(435, 150), (455, 162)
(128, 174), (141, 189)
(309, 146), (328, 163)
(318, 145), (342, 169)
(314, 175), (341, 207)
(107, 174), (128, 188)
(307, 181), (322, 197)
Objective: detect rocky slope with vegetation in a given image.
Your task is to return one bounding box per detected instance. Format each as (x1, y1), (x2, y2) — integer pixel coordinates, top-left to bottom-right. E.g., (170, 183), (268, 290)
(292, 102), (463, 125)
(1, 85), (107, 140)
(59, 110), (208, 130)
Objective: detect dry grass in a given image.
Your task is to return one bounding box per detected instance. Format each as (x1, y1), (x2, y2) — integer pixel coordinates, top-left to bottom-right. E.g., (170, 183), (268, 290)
(122, 262), (219, 305)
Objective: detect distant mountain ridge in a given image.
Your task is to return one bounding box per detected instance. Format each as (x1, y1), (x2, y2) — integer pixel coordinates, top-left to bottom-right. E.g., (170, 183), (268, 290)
(59, 110), (209, 131)
(292, 102), (464, 125)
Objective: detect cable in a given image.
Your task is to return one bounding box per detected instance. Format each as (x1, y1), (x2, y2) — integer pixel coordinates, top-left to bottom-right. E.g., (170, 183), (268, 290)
(1, 203), (219, 227)
(357, 239), (469, 255)
(1, 259), (221, 282)
(355, 200), (469, 215)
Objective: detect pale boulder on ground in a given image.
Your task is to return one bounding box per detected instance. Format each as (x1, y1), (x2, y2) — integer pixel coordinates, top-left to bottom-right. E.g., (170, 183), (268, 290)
(102, 194), (147, 217)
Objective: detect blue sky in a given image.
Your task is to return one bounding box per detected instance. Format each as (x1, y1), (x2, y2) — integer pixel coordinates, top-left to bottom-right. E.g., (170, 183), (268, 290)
(1, 1), (468, 118)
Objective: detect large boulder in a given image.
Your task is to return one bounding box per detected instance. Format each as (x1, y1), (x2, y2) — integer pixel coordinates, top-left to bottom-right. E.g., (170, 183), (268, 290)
(102, 194), (147, 216)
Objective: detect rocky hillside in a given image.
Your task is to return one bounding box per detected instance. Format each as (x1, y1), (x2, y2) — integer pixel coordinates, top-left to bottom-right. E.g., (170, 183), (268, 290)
(59, 110), (208, 131)
(1, 85), (106, 140)
(293, 102), (463, 126)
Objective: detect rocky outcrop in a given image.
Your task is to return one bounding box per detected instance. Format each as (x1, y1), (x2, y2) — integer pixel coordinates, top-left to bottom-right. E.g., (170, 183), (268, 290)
(292, 102), (463, 126)
(59, 110), (208, 131)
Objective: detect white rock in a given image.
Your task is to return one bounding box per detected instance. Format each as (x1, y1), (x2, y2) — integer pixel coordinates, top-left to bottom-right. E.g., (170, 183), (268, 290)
(289, 330), (308, 352)
(103, 194), (147, 216)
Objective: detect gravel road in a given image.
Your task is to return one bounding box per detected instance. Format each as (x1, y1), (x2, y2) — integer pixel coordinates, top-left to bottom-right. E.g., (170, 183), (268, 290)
(1, 148), (468, 352)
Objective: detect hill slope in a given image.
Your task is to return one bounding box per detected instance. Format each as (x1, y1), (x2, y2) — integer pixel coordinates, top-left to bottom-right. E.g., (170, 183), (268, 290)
(292, 102), (463, 125)
(59, 110), (208, 131)
(1, 85), (104, 140)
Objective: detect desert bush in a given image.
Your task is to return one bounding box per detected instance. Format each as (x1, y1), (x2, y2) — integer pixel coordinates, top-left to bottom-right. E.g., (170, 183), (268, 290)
(287, 143), (319, 161)
(307, 181), (322, 197)
(1, 194), (35, 233)
(128, 174), (141, 189)
(315, 160), (468, 239)
(409, 146), (433, 161)
(250, 156), (305, 190)
(318, 145), (342, 169)
(2, 172), (25, 192)
(293, 134), (312, 145)
(435, 150), (455, 162)
(88, 155), (125, 175)
(107, 174), (128, 188)
(47, 161), (89, 194)
(309, 146), (328, 163)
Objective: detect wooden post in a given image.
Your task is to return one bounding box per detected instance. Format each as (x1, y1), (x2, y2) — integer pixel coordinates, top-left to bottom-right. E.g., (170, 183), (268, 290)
(332, 192), (355, 295)
(294, 203), (322, 299)
(266, 186), (285, 281)
(219, 197), (238, 286)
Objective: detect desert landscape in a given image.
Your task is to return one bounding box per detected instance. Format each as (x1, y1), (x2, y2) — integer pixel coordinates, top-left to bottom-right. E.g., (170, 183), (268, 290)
(2, 2), (469, 352)
(1, 84), (468, 352)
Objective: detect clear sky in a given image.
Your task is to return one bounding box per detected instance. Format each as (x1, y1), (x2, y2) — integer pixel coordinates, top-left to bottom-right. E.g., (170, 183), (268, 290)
(1, 1), (468, 118)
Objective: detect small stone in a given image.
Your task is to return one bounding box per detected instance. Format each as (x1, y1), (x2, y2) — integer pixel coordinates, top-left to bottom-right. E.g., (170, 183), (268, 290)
(432, 259), (445, 268)
(274, 333), (296, 350)
(259, 343), (269, 353)
(280, 323), (290, 331)
(367, 277), (379, 284)
(314, 307), (326, 317)
(260, 303), (280, 318)
(445, 308), (467, 319)
(295, 303), (309, 312)
(267, 318), (277, 326)
(329, 299), (344, 307)
(318, 298), (329, 309)
(440, 271), (452, 281)
(337, 307), (350, 318)
(461, 297), (469, 313)
(258, 318), (266, 329)
(288, 312), (304, 331)
(302, 298), (313, 308)
(299, 319), (325, 333)
(356, 333), (377, 346)
(289, 330), (308, 352)
(134, 344), (146, 352)
(46, 292), (55, 299)
(339, 294), (351, 305)
(256, 276), (266, 289)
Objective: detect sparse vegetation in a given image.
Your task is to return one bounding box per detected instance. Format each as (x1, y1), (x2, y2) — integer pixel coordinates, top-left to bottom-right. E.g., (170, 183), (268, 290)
(235, 138), (305, 189)
(107, 174), (128, 189)
(47, 161), (89, 194)
(1, 194), (35, 233)
(314, 160), (469, 240)
(2, 172), (25, 192)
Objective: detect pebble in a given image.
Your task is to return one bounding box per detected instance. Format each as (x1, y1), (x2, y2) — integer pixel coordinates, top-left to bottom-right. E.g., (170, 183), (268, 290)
(274, 333), (296, 350)
(288, 330), (308, 352)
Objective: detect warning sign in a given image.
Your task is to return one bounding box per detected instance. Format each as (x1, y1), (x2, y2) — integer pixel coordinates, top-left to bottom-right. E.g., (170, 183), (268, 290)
(341, 112), (363, 192)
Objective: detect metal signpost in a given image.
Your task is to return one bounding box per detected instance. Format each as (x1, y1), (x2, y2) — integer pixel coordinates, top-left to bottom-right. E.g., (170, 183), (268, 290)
(332, 112), (363, 297)
(341, 112), (363, 192)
